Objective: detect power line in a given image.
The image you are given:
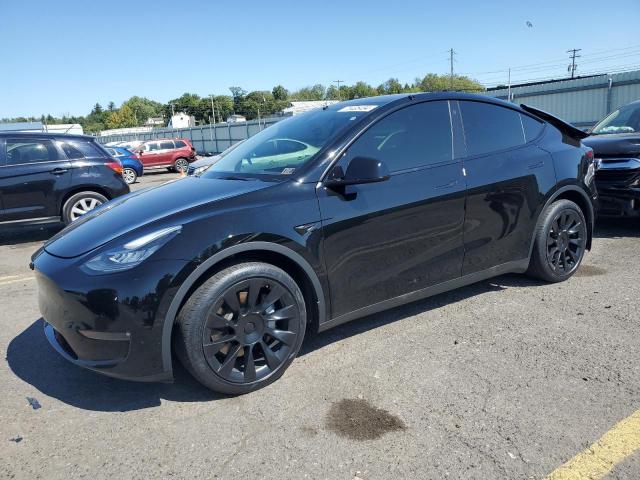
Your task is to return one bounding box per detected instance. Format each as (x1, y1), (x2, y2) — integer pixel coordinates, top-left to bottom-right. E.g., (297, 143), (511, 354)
(481, 63), (640, 88)
(460, 44), (640, 77)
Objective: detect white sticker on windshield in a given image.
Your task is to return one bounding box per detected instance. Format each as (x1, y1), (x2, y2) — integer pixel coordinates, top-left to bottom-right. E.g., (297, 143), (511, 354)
(337, 105), (378, 113)
(281, 168), (296, 175)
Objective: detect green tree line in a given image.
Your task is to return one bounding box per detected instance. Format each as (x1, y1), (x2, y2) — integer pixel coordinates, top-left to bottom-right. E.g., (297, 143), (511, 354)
(1, 74), (483, 133)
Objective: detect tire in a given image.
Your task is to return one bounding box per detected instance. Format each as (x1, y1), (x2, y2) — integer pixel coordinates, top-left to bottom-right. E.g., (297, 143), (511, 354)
(174, 262), (307, 395)
(122, 167), (137, 185)
(61, 191), (108, 224)
(527, 199), (588, 282)
(174, 157), (189, 174)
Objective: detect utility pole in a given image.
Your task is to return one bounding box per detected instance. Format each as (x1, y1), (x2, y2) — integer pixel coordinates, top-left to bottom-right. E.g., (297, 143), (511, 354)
(449, 48), (456, 90)
(567, 48), (581, 79)
(507, 68), (512, 102)
(332, 80), (344, 100)
(210, 95), (216, 125)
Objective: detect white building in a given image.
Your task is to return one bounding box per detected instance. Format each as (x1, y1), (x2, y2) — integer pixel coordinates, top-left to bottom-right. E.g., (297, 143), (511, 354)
(226, 114), (246, 123)
(44, 123), (84, 135)
(168, 112), (196, 128)
(0, 122), (84, 135)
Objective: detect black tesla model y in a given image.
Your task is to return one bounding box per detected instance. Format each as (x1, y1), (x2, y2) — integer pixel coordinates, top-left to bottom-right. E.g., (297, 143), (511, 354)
(32, 93), (597, 394)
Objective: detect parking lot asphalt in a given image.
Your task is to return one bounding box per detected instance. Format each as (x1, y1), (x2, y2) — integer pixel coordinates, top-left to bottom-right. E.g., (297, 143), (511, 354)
(0, 170), (638, 479)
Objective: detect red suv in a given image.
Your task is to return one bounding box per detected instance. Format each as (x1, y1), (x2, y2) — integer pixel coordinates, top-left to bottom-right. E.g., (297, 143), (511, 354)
(137, 138), (196, 173)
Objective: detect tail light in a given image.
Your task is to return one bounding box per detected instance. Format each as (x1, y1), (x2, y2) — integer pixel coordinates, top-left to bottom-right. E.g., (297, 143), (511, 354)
(106, 160), (123, 174)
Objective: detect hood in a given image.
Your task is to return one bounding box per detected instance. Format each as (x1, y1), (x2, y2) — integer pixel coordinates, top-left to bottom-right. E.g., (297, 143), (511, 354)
(44, 176), (275, 258)
(583, 133), (640, 157)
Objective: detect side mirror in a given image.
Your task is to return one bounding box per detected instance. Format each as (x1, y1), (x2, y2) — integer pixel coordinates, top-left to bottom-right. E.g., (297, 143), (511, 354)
(325, 156), (390, 187)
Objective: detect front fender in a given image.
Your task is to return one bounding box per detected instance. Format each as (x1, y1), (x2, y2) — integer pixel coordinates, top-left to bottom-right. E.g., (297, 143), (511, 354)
(159, 241), (327, 379)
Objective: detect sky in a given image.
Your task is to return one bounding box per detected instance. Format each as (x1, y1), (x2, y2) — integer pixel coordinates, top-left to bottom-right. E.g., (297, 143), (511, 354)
(1, 0), (639, 118)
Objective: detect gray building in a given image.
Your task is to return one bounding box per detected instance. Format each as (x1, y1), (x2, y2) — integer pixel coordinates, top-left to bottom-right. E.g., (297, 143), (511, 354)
(483, 69), (640, 128)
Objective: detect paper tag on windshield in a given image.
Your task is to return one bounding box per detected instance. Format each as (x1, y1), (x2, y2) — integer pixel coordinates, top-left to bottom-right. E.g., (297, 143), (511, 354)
(337, 105), (377, 113)
(281, 168), (295, 175)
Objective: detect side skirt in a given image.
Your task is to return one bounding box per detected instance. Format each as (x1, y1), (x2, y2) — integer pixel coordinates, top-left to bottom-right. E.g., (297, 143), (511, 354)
(0, 216), (61, 226)
(318, 258), (530, 332)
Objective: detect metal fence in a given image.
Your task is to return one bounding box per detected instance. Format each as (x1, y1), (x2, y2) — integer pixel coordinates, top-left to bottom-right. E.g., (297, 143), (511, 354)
(96, 117), (283, 154)
(483, 70), (640, 128)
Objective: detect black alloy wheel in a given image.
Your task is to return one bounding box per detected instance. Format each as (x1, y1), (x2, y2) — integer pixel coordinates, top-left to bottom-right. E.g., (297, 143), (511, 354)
(546, 209), (586, 275)
(175, 262), (306, 394)
(527, 199), (588, 282)
(202, 278), (301, 383)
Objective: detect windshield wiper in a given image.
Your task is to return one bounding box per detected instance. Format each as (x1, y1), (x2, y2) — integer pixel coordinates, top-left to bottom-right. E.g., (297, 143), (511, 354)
(220, 175), (250, 181)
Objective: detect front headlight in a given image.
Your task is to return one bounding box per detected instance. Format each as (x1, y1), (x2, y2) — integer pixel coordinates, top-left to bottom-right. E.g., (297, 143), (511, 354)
(193, 164), (211, 176)
(81, 226), (182, 274)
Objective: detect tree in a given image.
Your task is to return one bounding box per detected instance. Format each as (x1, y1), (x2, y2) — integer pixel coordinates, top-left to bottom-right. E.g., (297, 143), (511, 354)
(272, 85), (289, 101)
(164, 93), (206, 123)
(104, 105), (137, 129)
(377, 78), (403, 95)
(92, 103), (103, 115)
(235, 91), (286, 120)
(290, 84), (326, 101)
(350, 81), (377, 99)
(416, 73), (484, 92)
(107, 101), (116, 111)
(229, 87), (247, 114)
(212, 95), (234, 122)
(122, 96), (164, 125)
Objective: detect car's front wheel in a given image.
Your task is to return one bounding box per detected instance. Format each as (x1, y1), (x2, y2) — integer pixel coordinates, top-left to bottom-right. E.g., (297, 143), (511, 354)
(174, 262), (307, 394)
(527, 199), (587, 282)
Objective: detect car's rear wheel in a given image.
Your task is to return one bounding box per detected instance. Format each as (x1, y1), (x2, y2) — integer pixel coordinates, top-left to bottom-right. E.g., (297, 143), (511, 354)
(62, 191), (108, 224)
(174, 158), (189, 174)
(122, 167), (137, 184)
(174, 262), (307, 394)
(527, 199), (587, 282)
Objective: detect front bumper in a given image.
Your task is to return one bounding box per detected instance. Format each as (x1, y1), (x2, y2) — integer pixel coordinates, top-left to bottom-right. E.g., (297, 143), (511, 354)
(33, 249), (190, 382)
(594, 157), (640, 217)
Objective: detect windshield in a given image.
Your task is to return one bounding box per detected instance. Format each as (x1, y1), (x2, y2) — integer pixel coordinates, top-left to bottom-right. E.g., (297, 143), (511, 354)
(592, 103), (640, 135)
(202, 106), (375, 177)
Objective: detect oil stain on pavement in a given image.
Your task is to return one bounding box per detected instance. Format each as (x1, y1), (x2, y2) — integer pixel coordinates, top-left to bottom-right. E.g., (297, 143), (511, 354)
(326, 398), (406, 440)
(575, 265), (607, 277)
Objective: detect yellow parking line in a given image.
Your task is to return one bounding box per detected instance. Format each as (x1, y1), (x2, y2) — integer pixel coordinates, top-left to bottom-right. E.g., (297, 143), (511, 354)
(0, 275), (35, 286)
(545, 409), (640, 480)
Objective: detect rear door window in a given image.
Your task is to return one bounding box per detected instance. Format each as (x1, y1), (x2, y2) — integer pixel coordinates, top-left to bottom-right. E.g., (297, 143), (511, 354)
(147, 142), (160, 151)
(5, 139), (62, 165)
(460, 101), (526, 156)
(174, 140), (187, 148)
(65, 140), (106, 158)
(160, 141), (175, 150)
(59, 142), (85, 159)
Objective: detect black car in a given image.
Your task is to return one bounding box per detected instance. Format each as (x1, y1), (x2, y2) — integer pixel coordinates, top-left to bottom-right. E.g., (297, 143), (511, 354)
(583, 100), (640, 217)
(32, 93), (596, 394)
(0, 132), (129, 226)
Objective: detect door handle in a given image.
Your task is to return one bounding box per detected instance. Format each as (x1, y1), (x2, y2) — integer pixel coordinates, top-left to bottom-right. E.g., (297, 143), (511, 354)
(528, 161), (544, 169)
(50, 167), (68, 175)
(435, 180), (459, 190)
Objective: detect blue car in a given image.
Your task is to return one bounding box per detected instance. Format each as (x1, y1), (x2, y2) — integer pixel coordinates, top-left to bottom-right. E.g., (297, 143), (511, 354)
(106, 147), (144, 184)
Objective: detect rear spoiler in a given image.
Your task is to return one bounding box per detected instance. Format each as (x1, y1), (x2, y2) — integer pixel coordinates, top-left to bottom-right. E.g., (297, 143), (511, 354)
(520, 104), (589, 140)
